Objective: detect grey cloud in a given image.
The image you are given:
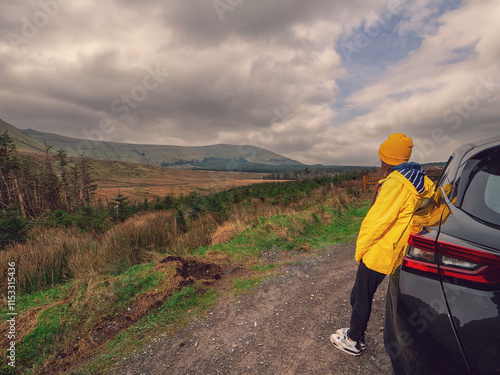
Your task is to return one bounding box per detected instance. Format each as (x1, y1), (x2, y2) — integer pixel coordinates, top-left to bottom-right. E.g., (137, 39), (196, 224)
(154, 0), (367, 45)
(1, 0), (497, 166)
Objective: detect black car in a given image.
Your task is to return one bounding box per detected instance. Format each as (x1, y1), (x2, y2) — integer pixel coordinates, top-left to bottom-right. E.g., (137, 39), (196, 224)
(384, 136), (500, 374)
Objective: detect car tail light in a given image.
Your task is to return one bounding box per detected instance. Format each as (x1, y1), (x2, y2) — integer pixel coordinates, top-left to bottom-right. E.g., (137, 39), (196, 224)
(403, 235), (439, 275)
(403, 234), (500, 284)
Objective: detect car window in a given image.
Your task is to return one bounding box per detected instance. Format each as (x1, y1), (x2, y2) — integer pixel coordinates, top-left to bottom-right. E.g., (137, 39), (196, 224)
(460, 146), (500, 227)
(485, 174), (500, 213)
(437, 155), (453, 190)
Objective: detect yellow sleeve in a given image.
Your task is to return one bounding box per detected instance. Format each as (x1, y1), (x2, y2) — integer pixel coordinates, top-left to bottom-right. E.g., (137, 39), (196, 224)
(412, 181), (451, 233)
(355, 178), (412, 262)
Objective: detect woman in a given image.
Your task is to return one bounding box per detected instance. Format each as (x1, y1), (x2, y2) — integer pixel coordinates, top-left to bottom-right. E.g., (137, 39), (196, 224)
(330, 132), (436, 356)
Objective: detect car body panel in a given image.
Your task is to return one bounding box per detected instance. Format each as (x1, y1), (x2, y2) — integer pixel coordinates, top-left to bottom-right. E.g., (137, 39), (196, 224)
(437, 201), (500, 374)
(385, 137), (500, 374)
(385, 229), (471, 374)
(393, 269), (470, 374)
(441, 281), (500, 374)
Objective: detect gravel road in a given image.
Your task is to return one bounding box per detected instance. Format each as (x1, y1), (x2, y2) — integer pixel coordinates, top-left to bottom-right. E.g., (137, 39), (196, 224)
(115, 241), (393, 375)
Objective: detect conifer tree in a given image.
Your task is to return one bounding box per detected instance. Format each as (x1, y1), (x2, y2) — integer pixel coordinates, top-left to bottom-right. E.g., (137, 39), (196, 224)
(41, 143), (61, 210)
(78, 156), (97, 205)
(0, 131), (18, 211)
(0, 206), (30, 249)
(57, 149), (70, 210)
(110, 192), (133, 222)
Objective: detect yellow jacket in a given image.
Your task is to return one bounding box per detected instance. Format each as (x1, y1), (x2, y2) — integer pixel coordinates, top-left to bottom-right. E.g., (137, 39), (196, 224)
(355, 167), (436, 275)
(411, 183), (453, 234)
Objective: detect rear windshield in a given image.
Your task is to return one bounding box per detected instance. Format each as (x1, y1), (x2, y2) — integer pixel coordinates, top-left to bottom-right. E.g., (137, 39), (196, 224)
(460, 146), (500, 227)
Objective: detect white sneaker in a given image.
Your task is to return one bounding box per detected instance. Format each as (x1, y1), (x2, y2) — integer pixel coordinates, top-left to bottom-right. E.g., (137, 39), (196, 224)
(335, 328), (367, 350)
(330, 331), (362, 356)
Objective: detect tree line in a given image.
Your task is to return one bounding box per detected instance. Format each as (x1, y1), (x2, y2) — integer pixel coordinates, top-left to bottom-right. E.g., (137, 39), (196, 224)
(0, 130), (96, 219)
(0, 129), (364, 248)
(263, 166), (372, 180)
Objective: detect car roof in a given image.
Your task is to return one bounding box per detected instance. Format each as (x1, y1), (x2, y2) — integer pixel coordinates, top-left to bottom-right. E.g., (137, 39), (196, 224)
(467, 135), (500, 148)
(453, 136), (500, 167)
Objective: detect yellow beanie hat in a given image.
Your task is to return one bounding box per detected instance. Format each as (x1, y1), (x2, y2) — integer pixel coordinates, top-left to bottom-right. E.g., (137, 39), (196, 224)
(378, 133), (413, 166)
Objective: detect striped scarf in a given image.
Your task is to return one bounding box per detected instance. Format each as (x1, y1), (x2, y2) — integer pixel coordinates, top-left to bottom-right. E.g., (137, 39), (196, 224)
(391, 162), (427, 194)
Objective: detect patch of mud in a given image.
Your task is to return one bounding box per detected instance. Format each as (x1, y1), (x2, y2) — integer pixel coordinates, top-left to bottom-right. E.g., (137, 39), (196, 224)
(35, 256), (225, 375)
(159, 256), (223, 283)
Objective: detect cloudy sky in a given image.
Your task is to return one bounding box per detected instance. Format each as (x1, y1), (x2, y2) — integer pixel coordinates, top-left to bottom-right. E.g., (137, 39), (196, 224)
(1, 0), (499, 166)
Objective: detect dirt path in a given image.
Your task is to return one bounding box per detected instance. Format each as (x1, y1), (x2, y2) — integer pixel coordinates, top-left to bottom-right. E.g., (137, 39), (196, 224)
(114, 241), (392, 375)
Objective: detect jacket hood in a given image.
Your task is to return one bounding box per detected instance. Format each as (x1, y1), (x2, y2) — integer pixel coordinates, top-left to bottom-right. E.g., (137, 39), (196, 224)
(391, 162), (428, 195)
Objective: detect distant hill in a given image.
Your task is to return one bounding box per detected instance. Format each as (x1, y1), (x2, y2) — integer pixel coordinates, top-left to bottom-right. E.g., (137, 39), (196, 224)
(0, 119), (302, 171)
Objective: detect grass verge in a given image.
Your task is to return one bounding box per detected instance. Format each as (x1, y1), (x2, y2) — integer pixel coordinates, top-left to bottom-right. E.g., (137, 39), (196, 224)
(75, 285), (219, 375)
(195, 201), (369, 262)
(0, 185), (371, 374)
(0, 263), (167, 374)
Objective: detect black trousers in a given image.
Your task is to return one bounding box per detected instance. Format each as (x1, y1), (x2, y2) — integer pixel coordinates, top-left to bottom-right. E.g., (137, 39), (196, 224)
(347, 259), (386, 342)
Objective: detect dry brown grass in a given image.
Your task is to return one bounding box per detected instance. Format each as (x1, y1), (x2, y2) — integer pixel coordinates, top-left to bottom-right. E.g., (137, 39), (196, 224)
(103, 211), (177, 267)
(94, 171), (279, 201)
(0, 177), (364, 296)
(16, 149), (276, 202)
(0, 209), (225, 294)
(210, 220), (247, 245)
(0, 228), (100, 294)
(206, 181), (359, 248)
(182, 213), (220, 251)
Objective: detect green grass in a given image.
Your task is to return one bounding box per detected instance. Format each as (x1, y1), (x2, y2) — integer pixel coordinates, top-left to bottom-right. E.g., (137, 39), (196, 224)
(4, 193), (371, 374)
(15, 303), (72, 371)
(1, 282), (71, 319)
(109, 263), (165, 310)
(231, 276), (267, 295)
(1, 263), (167, 374)
(249, 264), (275, 272)
(194, 200), (370, 260)
(75, 285), (219, 375)
(305, 204), (370, 249)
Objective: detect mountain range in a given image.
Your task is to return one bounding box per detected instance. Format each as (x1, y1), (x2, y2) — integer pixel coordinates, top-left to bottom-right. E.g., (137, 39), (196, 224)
(0, 119), (302, 172)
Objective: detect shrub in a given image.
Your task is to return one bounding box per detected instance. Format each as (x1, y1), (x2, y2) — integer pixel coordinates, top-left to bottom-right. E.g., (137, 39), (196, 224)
(109, 193), (134, 222)
(0, 206), (30, 249)
(43, 209), (73, 228)
(103, 211), (176, 274)
(74, 205), (112, 234)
